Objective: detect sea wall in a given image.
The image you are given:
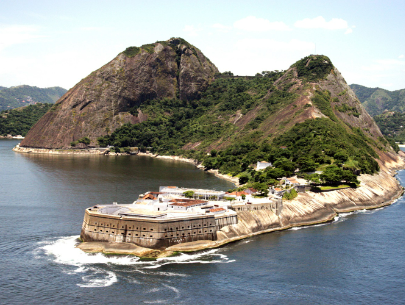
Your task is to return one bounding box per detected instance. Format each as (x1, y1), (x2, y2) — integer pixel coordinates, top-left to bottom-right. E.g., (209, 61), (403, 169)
(216, 168), (403, 241)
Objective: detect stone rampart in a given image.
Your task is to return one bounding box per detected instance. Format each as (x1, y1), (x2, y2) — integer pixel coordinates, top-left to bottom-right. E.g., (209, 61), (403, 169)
(230, 199), (283, 216)
(80, 209), (238, 249)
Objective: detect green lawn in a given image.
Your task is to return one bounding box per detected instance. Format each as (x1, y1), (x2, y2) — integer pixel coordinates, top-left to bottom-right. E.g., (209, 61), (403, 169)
(319, 184), (351, 190)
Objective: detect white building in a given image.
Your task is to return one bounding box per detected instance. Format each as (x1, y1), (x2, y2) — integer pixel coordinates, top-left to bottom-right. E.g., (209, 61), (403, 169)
(159, 186), (225, 200)
(256, 161), (272, 170)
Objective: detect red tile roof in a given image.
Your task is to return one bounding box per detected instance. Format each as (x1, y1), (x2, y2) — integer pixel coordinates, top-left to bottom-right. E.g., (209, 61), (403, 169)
(226, 191), (248, 196)
(210, 208), (225, 212)
(169, 199), (207, 207)
(143, 194), (156, 200)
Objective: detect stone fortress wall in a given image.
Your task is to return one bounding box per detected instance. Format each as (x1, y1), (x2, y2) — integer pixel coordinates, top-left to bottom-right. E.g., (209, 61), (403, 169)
(80, 200), (281, 249)
(230, 198), (283, 216)
(80, 209), (238, 249)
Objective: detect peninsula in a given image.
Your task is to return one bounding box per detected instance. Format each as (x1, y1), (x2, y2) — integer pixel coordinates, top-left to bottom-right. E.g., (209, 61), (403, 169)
(11, 37), (405, 257)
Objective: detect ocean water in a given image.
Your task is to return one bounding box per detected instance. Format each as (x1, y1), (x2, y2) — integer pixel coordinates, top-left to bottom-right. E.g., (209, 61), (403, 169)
(1, 139), (405, 304)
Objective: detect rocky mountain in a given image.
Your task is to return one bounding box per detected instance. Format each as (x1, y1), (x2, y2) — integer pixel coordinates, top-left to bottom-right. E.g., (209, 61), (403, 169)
(350, 84), (405, 116)
(20, 38), (218, 149)
(0, 85), (66, 111)
(20, 38), (402, 187)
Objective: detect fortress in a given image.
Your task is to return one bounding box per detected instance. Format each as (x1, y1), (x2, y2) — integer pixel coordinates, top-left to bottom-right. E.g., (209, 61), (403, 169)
(80, 186), (282, 249)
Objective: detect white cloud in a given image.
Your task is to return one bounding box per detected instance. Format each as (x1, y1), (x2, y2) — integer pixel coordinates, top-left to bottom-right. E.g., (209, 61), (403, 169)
(212, 23), (232, 33)
(399, 54), (404, 59)
(233, 16), (290, 32)
(235, 38), (314, 52)
(183, 25), (201, 37)
(295, 16), (351, 32)
(0, 25), (43, 51)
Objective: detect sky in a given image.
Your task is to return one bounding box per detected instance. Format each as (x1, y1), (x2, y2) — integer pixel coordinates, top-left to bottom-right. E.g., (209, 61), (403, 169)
(0, 0), (404, 91)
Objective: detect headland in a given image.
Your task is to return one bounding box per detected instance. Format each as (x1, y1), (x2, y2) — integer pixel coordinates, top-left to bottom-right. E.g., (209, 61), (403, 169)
(77, 156), (405, 258)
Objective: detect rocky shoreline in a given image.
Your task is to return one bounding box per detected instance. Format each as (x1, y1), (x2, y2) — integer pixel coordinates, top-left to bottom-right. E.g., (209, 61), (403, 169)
(77, 159), (405, 258)
(14, 144), (405, 258)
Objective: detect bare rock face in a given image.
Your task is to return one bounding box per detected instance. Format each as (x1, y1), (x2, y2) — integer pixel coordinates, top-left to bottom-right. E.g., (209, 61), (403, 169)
(20, 38), (218, 149)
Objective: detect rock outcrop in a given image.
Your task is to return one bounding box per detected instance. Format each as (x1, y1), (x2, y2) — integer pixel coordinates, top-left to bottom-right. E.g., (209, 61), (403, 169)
(20, 38), (218, 149)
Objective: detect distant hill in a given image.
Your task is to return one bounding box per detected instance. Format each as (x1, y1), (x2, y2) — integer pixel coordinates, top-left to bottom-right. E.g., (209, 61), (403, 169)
(0, 103), (53, 136)
(374, 111), (405, 144)
(0, 85), (67, 111)
(350, 84), (405, 116)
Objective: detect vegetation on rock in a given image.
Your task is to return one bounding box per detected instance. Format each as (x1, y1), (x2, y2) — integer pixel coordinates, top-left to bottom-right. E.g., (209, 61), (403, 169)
(96, 55), (391, 187)
(0, 103), (53, 136)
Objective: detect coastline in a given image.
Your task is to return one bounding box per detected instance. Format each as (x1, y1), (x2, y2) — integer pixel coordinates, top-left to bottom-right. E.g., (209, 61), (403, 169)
(14, 145), (405, 258)
(77, 162), (405, 258)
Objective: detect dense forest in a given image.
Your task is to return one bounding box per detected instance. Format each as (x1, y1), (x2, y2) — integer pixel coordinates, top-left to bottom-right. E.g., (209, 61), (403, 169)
(374, 111), (405, 145)
(0, 103), (53, 136)
(0, 85), (66, 111)
(95, 56), (391, 190)
(350, 84), (405, 116)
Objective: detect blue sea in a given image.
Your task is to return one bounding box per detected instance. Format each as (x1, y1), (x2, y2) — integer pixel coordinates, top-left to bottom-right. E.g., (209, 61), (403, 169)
(1, 139), (405, 304)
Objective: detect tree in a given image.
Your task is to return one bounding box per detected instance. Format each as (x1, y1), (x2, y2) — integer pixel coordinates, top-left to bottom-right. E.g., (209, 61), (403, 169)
(297, 157), (317, 172)
(320, 165), (343, 185)
(183, 191), (194, 198)
(273, 158), (295, 176)
(239, 173), (250, 185)
(78, 136), (91, 145)
(283, 188), (298, 200)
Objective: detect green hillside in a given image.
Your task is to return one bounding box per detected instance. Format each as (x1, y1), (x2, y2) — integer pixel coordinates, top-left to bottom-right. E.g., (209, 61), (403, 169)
(0, 85), (67, 111)
(374, 111), (405, 145)
(350, 84), (405, 116)
(0, 103), (53, 136)
(96, 55), (392, 187)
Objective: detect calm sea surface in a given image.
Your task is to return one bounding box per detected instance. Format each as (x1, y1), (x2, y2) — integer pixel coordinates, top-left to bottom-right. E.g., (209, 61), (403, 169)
(1, 139), (405, 304)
